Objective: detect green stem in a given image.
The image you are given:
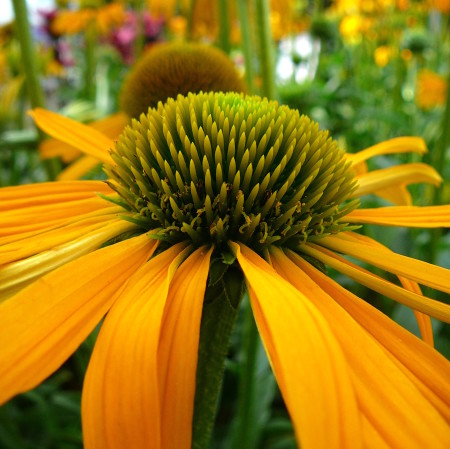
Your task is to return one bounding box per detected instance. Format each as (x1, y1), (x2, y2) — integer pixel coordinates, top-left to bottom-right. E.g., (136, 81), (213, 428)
(11, 0), (60, 180)
(429, 70), (450, 264)
(84, 24), (96, 101)
(229, 298), (260, 448)
(254, 0), (276, 99)
(217, 0), (231, 54)
(192, 261), (244, 449)
(237, 0), (255, 93)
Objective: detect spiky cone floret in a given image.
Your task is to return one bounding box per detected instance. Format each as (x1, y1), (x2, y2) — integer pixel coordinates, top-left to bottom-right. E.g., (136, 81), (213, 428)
(1, 92), (450, 449)
(107, 92), (359, 252)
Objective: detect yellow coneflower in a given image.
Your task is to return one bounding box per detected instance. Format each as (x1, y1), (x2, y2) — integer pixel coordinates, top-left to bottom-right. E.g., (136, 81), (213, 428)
(1, 92), (449, 448)
(51, 1), (125, 36)
(374, 45), (392, 67)
(39, 42), (246, 180)
(416, 69), (448, 109)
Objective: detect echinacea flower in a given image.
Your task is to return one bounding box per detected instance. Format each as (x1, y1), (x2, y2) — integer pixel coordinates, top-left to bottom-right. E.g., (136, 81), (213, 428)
(1, 92), (450, 449)
(38, 42), (246, 180)
(416, 69), (448, 109)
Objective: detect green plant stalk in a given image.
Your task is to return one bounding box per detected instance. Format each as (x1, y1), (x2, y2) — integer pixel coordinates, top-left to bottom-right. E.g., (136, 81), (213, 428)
(11, 0), (60, 180)
(429, 70), (450, 264)
(192, 262), (244, 449)
(217, 0), (231, 54)
(187, 0), (197, 40)
(254, 0), (276, 99)
(229, 299), (260, 448)
(84, 24), (96, 101)
(237, 0), (256, 93)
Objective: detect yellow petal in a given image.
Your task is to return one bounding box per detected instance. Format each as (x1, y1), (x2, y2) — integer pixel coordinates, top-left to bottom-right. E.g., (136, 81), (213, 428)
(372, 185), (412, 206)
(319, 234), (450, 295)
(0, 213), (118, 264)
(82, 243), (188, 449)
(347, 137), (427, 167)
(347, 205), (450, 227)
(0, 219), (137, 301)
(301, 242), (450, 322)
(352, 163), (442, 198)
(158, 246), (212, 449)
(0, 234), (155, 405)
(230, 241), (361, 449)
(272, 248), (450, 448)
(30, 109), (114, 164)
(0, 180), (112, 210)
(292, 253), (450, 423)
(57, 155), (101, 181)
(0, 200), (120, 243)
(39, 113), (128, 162)
(39, 138), (81, 162)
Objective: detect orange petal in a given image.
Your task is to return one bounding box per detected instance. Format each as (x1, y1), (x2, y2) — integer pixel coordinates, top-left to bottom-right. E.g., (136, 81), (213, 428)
(293, 253), (450, 421)
(347, 137), (427, 167)
(319, 234), (450, 295)
(158, 246), (212, 449)
(231, 241), (361, 449)
(0, 233), (156, 405)
(0, 219), (137, 301)
(352, 163), (442, 198)
(81, 243), (188, 449)
(301, 242), (450, 322)
(272, 248), (450, 448)
(347, 205), (450, 227)
(0, 180), (112, 210)
(30, 109), (114, 164)
(57, 155), (101, 181)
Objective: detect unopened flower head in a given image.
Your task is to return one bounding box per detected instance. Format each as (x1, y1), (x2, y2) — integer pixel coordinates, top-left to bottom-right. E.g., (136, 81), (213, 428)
(119, 43), (247, 119)
(106, 92), (359, 252)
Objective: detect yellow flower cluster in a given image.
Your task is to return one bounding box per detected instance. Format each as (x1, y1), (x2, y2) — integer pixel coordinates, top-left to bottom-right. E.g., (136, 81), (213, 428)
(51, 2), (125, 36)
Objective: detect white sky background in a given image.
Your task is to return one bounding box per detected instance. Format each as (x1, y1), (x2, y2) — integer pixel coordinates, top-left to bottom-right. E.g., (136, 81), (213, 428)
(1, 0), (55, 25)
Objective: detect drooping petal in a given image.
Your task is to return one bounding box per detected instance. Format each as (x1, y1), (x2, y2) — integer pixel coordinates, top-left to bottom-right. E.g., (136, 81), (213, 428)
(371, 185), (412, 206)
(319, 234), (450, 295)
(158, 246), (212, 449)
(0, 219), (138, 301)
(57, 155), (101, 181)
(300, 243), (450, 322)
(351, 163), (442, 198)
(30, 108), (115, 164)
(346, 137), (427, 168)
(0, 234), (156, 405)
(347, 205), (450, 227)
(39, 112), (128, 162)
(291, 252), (450, 423)
(272, 248), (450, 448)
(326, 231), (436, 343)
(81, 243), (188, 449)
(230, 241), (361, 449)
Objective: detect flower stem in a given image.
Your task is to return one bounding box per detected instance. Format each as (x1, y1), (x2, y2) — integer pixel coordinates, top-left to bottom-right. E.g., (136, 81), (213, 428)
(429, 70), (450, 264)
(84, 24), (97, 101)
(217, 0), (231, 54)
(254, 0), (276, 99)
(229, 298), (260, 448)
(237, 0), (255, 93)
(192, 261), (244, 449)
(11, 0), (60, 180)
